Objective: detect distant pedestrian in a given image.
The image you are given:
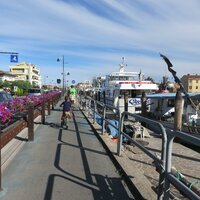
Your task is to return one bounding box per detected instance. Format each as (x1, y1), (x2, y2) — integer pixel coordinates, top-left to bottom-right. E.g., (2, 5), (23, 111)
(68, 85), (77, 105)
(60, 96), (71, 129)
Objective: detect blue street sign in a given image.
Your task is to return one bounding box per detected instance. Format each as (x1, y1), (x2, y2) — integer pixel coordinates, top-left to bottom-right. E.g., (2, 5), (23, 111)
(57, 79), (61, 84)
(72, 80), (75, 84)
(10, 54), (18, 62)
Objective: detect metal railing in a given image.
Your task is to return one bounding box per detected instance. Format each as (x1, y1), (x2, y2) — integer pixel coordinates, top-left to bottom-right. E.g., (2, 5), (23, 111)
(79, 95), (200, 200)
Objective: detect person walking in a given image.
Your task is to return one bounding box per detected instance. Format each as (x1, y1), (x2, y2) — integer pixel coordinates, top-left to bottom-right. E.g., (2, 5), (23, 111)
(68, 85), (77, 105)
(60, 96), (71, 129)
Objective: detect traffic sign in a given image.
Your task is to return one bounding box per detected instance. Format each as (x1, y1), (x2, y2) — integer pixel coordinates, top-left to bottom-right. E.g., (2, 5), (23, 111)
(57, 79), (61, 84)
(10, 54), (18, 62)
(72, 80), (75, 84)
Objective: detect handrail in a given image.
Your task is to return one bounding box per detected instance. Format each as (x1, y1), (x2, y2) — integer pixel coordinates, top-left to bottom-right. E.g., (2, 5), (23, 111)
(79, 95), (200, 200)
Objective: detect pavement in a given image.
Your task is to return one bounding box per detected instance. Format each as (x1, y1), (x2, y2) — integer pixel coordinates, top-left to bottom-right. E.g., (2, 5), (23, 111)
(0, 101), (136, 200)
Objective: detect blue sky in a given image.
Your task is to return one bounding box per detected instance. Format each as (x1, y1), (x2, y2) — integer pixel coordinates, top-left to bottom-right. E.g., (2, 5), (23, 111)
(0, 0), (200, 85)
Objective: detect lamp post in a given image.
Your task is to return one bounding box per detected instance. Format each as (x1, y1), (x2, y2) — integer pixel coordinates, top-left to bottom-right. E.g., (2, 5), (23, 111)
(57, 55), (65, 96)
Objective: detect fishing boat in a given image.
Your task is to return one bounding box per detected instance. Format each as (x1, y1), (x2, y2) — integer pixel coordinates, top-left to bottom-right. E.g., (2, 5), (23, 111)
(100, 57), (159, 113)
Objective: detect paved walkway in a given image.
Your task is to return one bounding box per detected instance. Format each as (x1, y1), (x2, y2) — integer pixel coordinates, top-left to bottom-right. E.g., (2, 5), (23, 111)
(0, 102), (135, 200)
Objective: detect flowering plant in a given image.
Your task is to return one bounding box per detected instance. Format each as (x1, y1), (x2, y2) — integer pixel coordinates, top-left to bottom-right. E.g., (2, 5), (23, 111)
(0, 91), (61, 126)
(0, 103), (12, 124)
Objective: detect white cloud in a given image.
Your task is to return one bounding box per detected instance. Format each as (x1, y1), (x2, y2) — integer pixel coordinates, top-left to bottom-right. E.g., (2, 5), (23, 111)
(0, 0), (200, 83)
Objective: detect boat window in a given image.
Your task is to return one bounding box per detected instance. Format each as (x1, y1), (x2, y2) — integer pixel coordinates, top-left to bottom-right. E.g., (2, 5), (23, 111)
(167, 99), (175, 107)
(131, 90), (144, 98)
(110, 76), (131, 81)
(131, 90), (137, 98)
(120, 90), (130, 97)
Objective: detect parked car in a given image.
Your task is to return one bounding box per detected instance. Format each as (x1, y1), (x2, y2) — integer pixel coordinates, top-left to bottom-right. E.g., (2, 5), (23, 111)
(0, 91), (13, 102)
(27, 88), (42, 96)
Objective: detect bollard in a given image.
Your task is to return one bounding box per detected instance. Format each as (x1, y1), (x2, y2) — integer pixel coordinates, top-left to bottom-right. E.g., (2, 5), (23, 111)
(41, 100), (45, 124)
(28, 101), (34, 141)
(174, 90), (183, 131)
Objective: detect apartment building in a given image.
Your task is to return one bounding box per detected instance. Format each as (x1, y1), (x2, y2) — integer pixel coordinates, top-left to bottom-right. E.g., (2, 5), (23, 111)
(0, 71), (16, 82)
(180, 74), (200, 92)
(9, 62), (41, 87)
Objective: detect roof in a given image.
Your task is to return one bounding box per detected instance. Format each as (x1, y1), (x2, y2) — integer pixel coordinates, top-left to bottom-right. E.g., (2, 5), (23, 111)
(140, 92), (200, 99)
(0, 71), (16, 77)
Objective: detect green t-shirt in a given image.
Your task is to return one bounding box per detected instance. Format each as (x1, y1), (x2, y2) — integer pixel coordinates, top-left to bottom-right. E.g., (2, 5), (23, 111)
(69, 87), (77, 95)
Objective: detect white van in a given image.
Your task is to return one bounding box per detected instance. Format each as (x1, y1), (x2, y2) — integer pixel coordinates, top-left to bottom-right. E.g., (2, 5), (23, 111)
(28, 88), (42, 96)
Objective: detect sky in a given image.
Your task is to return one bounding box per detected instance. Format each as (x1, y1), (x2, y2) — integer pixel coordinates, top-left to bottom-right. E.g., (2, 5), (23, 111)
(0, 0), (200, 85)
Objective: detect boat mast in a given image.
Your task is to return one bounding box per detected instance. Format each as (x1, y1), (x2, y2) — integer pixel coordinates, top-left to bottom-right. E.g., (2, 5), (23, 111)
(119, 57), (127, 72)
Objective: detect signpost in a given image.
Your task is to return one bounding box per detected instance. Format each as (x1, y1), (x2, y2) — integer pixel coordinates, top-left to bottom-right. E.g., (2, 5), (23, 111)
(72, 80), (75, 84)
(10, 54), (18, 62)
(0, 52), (19, 62)
(57, 79), (61, 84)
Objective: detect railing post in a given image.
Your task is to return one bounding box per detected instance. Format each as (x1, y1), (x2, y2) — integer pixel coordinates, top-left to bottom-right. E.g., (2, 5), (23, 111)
(103, 91), (106, 104)
(41, 100), (45, 124)
(102, 105), (106, 135)
(117, 112), (123, 156)
(28, 101), (34, 141)
(93, 100), (96, 124)
(47, 99), (51, 115)
(163, 131), (174, 200)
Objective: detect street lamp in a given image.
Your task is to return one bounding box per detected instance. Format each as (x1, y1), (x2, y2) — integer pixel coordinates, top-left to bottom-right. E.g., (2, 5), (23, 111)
(57, 55), (65, 95)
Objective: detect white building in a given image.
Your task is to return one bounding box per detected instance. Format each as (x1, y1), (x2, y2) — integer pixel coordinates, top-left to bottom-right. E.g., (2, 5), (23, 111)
(9, 62), (42, 87)
(0, 71), (16, 82)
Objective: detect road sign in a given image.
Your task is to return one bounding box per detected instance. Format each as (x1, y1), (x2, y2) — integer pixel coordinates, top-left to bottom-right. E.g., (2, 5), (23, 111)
(57, 79), (61, 84)
(72, 80), (75, 84)
(13, 86), (18, 92)
(10, 54), (18, 62)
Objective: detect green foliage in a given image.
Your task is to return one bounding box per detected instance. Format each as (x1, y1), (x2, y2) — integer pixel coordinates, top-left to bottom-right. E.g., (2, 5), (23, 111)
(145, 76), (155, 82)
(1, 80), (12, 89)
(12, 80), (32, 93)
(16, 87), (24, 96)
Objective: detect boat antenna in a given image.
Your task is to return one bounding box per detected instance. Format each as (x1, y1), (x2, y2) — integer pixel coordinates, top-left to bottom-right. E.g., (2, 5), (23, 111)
(160, 53), (197, 110)
(119, 57), (127, 72)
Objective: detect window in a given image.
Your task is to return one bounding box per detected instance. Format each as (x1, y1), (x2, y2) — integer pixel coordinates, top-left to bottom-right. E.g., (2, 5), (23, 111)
(196, 80), (198, 83)
(168, 99), (175, 107)
(196, 86), (198, 89)
(189, 86), (192, 89)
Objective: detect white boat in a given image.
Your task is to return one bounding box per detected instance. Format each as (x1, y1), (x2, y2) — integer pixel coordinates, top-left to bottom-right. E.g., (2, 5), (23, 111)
(101, 58), (159, 113)
(146, 92), (200, 123)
